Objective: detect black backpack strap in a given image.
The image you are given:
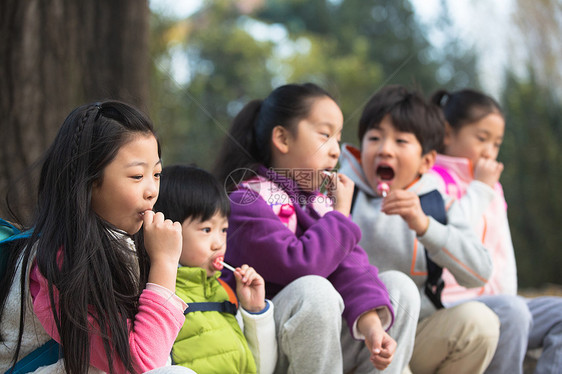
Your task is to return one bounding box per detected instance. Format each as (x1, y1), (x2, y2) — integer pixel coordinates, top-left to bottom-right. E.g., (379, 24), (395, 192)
(350, 185), (359, 213)
(419, 190), (447, 310)
(184, 301), (238, 315)
(419, 190), (447, 226)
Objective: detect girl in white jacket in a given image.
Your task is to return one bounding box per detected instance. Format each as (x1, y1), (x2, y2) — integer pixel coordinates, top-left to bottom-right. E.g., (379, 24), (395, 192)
(430, 88), (562, 374)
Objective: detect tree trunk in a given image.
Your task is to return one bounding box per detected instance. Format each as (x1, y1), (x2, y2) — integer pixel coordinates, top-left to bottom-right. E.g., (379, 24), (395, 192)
(0, 0), (150, 222)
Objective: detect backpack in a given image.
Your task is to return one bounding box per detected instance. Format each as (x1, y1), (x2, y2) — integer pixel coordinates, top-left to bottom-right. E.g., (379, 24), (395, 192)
(0, 218), (31, 279)
(430, 165), (463, 199)
(417, 190), (447, 310)
(1, 218), (61, 374)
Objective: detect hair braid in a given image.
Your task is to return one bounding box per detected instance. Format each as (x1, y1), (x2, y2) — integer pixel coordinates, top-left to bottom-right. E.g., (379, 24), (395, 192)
(69, 106), (98, 184)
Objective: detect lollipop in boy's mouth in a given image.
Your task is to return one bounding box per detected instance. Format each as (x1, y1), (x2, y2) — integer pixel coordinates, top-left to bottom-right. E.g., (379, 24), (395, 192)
(212, 256), (236, 272)
(375, 165), (393, 197)
(212, 256), (224, 270)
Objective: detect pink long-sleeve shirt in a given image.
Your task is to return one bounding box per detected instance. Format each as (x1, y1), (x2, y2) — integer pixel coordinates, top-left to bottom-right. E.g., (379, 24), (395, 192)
(30, 263), (186, 373)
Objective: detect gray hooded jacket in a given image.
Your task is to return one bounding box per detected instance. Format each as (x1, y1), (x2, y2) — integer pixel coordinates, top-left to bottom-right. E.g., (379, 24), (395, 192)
(339, 144), (493, 320)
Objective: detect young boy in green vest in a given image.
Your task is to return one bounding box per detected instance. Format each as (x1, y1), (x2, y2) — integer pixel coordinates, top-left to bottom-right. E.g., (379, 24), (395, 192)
(154, 165), (276, 373)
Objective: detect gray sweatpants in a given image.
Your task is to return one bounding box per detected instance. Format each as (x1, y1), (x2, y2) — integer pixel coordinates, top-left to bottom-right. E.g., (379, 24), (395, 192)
(478, 295), (562, 374)
(273, 271), (419, 374)
(476, 294), (533, 374)
(527, 296), (562, 374)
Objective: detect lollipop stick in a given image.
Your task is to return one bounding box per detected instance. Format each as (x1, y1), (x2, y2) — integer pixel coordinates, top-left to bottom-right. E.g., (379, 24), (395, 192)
(220, 261), (236, 272)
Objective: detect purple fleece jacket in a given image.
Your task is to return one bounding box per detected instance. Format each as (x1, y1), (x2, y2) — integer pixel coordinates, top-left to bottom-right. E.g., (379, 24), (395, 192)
(222, 167), (394, 335)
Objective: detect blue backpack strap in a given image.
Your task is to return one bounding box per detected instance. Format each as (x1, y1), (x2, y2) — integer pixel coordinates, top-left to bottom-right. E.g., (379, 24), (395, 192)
(1, 219), (17, 278)
(1, 220), (59, 374)
(0, 218), (19, 235)
(184, 301), (238, 315)
(1, 219), (32, 282)
(172, 301), (239, 365)
(4, 339), (61, 374)
(419, 190), (447, 310)
(0, 219), (33, 245)
(172, 300), (238, 365)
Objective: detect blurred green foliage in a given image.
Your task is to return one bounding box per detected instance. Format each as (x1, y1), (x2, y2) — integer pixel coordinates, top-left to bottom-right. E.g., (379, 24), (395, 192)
(149, 0), (561, 288)
(501, 69), (562, 287)
(149, 0), (479, 165)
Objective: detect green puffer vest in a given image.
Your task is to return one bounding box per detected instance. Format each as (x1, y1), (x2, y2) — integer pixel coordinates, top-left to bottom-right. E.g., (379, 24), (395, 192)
(172, 267), (257, 373)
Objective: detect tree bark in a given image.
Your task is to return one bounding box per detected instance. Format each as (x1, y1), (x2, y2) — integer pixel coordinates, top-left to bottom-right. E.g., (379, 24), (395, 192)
(0, 0), (150, 221)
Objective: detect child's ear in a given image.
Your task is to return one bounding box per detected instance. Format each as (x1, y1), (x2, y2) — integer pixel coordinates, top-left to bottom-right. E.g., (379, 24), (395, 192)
(419, 150), (436, 174)
(271, 125), (290, 154)
(91, 179), (102, 192)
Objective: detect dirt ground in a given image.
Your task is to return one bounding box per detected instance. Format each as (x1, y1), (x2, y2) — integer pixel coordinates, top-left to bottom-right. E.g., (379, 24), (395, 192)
(518, 283), (562, 298)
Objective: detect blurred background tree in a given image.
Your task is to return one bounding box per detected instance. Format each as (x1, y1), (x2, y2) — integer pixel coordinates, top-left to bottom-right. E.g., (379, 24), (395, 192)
(500, 70), (562, 287)
(1, 0), (560, 289)
(0, 0), (150, 221)
(150, 0), (480, 165)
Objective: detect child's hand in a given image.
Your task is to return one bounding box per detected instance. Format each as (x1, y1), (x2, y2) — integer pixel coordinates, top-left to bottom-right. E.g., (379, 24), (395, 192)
(358, 311), (397, 370)
(143, 211), (182, 289)
(325, 172), (355, 216)
(234, 265), (266, 313)
(474, 158), (503, 188)
(143, 211), (182, 263)
(381, 190), (429, 236)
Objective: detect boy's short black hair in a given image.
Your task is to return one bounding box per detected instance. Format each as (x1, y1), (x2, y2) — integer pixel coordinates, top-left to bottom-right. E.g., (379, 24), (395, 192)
(358, 85), (445, 154)
(154, 164), (231, 223)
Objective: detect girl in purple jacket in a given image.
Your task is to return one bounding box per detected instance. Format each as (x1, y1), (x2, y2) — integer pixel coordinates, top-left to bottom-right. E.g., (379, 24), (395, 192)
(214, 83), (420, 374)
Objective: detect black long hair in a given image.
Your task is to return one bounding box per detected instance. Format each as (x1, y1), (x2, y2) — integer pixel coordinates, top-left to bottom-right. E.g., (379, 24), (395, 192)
(0, 100), (159, 374)
(154, 164), (230, 224)
(431, 88), (503, 131)
(213, 83), (334, 190)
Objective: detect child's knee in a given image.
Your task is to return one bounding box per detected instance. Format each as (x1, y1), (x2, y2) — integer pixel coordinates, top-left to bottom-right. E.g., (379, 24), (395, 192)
(298, 275), (343, 309)
(456, 301), (500, 342)
(493, 295), (533, 332)
(280, 275), (344, 314)
(275, 276), (343, 336)
(380, 270), (421, 312)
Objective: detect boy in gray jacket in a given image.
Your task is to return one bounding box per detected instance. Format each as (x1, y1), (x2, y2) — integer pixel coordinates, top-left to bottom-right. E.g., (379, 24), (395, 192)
(339, 85), (500, 374)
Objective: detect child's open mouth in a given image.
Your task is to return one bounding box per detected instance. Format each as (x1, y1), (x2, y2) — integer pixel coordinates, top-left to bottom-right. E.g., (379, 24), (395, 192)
(376, 165), (395, 181)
